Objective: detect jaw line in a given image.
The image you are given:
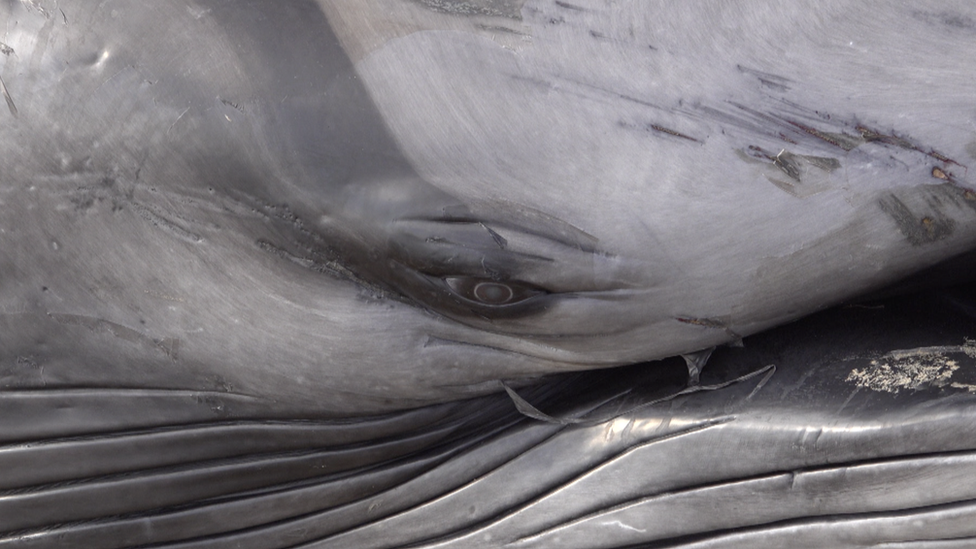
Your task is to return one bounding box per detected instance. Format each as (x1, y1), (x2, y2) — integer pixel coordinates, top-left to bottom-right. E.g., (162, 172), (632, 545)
(423, 334), (639, 369)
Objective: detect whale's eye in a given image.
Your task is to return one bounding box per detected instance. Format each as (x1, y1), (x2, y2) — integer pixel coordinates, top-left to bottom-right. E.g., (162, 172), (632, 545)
(444, 277), (542, 306)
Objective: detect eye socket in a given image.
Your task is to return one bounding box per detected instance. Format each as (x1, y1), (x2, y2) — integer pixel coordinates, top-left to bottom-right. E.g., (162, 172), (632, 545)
(444, 277), (542, 307)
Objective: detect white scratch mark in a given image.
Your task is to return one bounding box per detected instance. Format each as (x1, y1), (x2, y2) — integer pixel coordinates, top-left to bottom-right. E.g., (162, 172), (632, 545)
(168, 106), (191, 132)
(600, 520), (646, 533)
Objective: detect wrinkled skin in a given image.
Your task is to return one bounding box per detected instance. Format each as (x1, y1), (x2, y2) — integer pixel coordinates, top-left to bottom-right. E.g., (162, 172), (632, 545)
(6, 2), (976, 548)
(2, 0), (976, 417)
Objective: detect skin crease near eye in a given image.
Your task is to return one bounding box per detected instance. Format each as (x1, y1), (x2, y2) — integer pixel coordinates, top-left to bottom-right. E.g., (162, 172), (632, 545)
(444, 277), (542, 306)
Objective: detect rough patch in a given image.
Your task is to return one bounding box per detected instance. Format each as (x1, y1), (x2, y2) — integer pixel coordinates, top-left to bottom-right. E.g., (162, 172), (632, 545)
(411, 0), (525, 19)
(878, 192), (955, 245)
(845, 339), (976, 393)
(767, 150), (840, 198)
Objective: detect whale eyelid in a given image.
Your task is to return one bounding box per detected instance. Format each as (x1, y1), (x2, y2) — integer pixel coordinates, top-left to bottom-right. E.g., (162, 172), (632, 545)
(411, 216), (600, 254)
(443, 276), (545, 307)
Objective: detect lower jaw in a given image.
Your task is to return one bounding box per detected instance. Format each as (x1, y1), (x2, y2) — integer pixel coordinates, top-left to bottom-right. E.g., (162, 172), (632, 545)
(3, 284), (976, 548)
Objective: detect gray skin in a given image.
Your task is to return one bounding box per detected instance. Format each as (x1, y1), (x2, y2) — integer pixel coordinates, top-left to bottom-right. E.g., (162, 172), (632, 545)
(3, 0), (976, 414)
(3, 1), (976, 547)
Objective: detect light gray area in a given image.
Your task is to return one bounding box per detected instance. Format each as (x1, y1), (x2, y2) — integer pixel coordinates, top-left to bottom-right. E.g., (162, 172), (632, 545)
(412, 0), (525, 19)
(2, 1), (976, 546)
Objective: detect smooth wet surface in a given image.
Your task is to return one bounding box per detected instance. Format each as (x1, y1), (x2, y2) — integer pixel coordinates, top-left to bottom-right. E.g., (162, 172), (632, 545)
(3, 284), (976, 548)
(3, 2), (976, 546)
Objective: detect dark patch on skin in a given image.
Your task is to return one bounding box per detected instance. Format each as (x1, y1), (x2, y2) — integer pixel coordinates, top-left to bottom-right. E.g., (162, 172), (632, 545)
(914, 10), (976, 32)
(936, 182), (976, 215)
(411, 0), (526, 19)
(475, 23), (526, 35)
(773, 151), (840, 181)
(617, 120), (700, 143)
(966, 142), (976, 162)
(739, 145), (775, 163)
(481, 223), (508, 248)
(218, 97), (245, 112)
(66, 177), (122, 212)
(765, 178), (797, 197)
(878, 193), (955, 245)
(0, 42), (13, 55)
(647, 124), (701, 143)
(857, 125), (962, 167)
(0, 74), (17, 117)
(856, 126), (916, 150)
(254, 238), (398, 302)
(742, 147), (840, 198)
(772, 151), (800, 181)
(676, 317), (728, 329)
(714, 103), (865, 153)
(737, 65), (793, 92)
(554, 1), (584, 10)
(786, 120), (863, 151)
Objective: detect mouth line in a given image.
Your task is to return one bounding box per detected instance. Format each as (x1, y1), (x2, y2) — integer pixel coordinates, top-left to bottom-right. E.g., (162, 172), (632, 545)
(0, 386), (269, 400)
(423, 335), (631, 368)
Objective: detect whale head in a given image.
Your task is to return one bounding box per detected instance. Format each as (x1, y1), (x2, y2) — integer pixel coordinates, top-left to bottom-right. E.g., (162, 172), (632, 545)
(3, 0), (976, 414)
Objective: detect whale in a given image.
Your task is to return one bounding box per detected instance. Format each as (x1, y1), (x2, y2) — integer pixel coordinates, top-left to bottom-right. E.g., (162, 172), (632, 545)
(2, 0), (976, 547)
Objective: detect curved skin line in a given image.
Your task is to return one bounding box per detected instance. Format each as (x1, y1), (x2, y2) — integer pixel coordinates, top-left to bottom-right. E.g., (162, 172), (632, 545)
(514, 450), (976, 544)
(0, 387), (268, 400)
(649, 500), (976, 549)
(0, 395), (543, 547)
(394, 419), (735, 549)
(4, 2), (976, 547)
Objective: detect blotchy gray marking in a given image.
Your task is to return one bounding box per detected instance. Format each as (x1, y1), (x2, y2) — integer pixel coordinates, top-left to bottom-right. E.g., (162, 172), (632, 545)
(773, 151), (840, 181)
(0, 43), (13, 55)
(947, 185), (976, 219)
(0, 74), (18, 117)
(858, 125), (961, 166)
(767, 150), (840, 198)
(475, 23), (525, 35)
(617, 120), (701, 143)
(133, 204), (203, 243)
(879, 194), (955, 245)
(914, 10), (976, 32)
(554, 1), (584, 10)
(254, 239), (396, 300)
(786, 120), (863, 151)
(411, 0), (526, 19)
(966, 141), (976, 162)
(47, 313), (180, 359)
(218, 97), (245, 113)
(647, 124), (700, 143)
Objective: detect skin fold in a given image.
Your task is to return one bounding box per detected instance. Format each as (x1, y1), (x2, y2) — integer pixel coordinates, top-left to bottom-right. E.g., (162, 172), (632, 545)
(2, 2), (976, 546)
